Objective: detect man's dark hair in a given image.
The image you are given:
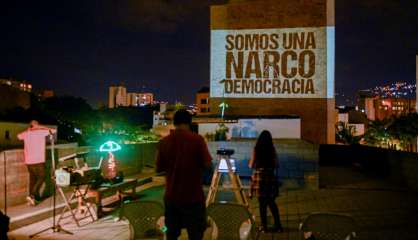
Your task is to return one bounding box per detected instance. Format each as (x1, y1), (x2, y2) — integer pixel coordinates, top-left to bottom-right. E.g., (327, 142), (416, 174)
(173, 109), (192, 126)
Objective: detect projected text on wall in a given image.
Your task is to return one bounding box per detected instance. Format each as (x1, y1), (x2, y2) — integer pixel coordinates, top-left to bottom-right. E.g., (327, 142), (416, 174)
(211, 27), (333, 98)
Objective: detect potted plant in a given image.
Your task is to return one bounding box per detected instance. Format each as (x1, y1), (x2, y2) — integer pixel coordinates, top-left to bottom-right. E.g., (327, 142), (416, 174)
(215, 123), (229, 141)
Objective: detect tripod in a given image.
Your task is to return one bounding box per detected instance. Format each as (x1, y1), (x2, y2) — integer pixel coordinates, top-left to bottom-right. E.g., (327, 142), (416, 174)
(30, 133), (72, 238)
(206, 149), (248, 207)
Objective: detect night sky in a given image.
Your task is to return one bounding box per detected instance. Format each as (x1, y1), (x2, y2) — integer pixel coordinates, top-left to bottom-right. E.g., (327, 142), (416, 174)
(1, 0), (417, 107)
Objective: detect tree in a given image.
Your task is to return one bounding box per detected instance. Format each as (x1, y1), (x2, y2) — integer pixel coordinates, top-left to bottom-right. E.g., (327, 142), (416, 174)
(335, 122), (362, 145)
(83, 106), (159, 146)
(40, 96), (96, 144)
(215, 123), (229, 141)
(387, 113), (418, 152)
(364, 118), (392, 148)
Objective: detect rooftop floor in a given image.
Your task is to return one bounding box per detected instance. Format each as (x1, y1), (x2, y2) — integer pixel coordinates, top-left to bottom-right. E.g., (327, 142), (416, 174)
(8, 167), (418, 240)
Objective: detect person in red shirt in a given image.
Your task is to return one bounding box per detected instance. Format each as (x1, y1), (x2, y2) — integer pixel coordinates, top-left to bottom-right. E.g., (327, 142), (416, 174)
(156, 109), (212, 240)
(17, 120), (56, 206)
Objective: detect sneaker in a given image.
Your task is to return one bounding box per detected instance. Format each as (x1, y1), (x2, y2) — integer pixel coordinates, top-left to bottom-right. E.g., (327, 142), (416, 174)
(26, 196), (36, 206)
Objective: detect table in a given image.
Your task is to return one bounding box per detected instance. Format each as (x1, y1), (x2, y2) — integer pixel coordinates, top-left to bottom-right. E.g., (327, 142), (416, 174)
(89, 179), (137, 217)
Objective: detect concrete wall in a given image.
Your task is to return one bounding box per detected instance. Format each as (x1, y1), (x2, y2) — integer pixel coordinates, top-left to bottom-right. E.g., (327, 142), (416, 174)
(0, 139), (319, 207)
(207, 139), (318, 190)
(210, 99), (335, 145)
(198, 118), (301, 139)
(210, 0), (336, 144)
(319, 144), (418, 191)
(0, 142), (158, 208)
(0, 144), (79, 209)
(0, 150), (28, 209)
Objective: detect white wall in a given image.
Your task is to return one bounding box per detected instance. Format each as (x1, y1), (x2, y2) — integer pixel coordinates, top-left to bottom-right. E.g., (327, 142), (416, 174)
(198, 118), (301, 139)
(337, 113), (349, 123)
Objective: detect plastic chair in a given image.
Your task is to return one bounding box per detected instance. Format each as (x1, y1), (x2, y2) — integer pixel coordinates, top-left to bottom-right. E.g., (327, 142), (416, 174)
(121, 200), (165, 240)
(299, 212), (358, 240)
(207, 202), (256, 240)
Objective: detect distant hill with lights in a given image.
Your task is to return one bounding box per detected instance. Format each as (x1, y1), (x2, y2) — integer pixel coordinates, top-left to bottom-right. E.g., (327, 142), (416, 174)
(366, 82), (416, 99)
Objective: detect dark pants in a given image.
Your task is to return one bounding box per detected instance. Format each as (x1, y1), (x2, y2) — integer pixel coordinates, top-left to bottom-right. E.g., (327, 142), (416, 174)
(27, 163), (46, 200)
(0, 211), (9, 240)
(164, 200), (207, 240)
(258, 197), (282, 229)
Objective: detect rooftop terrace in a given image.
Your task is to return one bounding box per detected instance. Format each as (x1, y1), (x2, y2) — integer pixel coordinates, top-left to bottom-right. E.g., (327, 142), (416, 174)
(7, 166), (418, 240)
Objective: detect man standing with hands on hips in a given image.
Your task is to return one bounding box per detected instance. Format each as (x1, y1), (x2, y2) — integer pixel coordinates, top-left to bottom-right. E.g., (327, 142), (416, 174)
(18, 120), (56, 206)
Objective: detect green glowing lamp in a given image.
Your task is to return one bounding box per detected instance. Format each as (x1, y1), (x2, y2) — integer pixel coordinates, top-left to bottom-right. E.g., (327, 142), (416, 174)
(99, 140), (122, 153)
(219, 102), (229, 119)
(99, 141), (122, 180)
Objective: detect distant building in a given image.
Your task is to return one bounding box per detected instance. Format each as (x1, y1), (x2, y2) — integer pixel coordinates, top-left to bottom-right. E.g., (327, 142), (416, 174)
(358, 82), (416, 121)
(416, 56), (418, 151)
(37, 89), (54, 99)
(109, 85), (127, 108)
(0, 84), (30, 111)
(336, 107), (367, 136)
(195, 87), (210, 116)
(365, 97), (416, 121)
(109, 85), (154, 108)
(127, 93), (154, 106)
(0, 78), (32, 92)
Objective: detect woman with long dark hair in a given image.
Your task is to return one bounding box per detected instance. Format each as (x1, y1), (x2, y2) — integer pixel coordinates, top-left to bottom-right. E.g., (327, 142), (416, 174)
(249, 130), (283, 232)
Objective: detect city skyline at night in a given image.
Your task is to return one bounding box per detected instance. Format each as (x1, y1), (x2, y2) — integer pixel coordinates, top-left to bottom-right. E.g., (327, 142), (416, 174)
(0, 0), (417, 106)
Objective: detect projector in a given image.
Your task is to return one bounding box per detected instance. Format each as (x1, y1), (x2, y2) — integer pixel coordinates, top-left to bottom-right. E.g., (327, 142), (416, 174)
(216, 148), (234, 156)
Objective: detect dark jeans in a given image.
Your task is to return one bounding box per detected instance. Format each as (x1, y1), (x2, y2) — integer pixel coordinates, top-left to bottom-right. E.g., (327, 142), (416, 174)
(27, 163), (46, 200)
(0, 210), (9, 240)
(164, 200), (207, 240)
(258, 196), (282, 229)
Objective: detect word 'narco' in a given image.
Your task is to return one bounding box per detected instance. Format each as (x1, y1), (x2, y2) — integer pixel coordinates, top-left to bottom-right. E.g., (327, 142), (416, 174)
(224, 32), (318, 95)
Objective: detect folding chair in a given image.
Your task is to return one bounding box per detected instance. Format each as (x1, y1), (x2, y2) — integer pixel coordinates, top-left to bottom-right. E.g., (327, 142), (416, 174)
(299, 212), (358, 240)
(121, 200), (165, 240)
(207, 202), (256, 240)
